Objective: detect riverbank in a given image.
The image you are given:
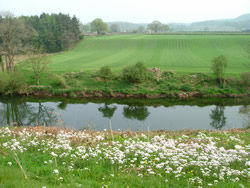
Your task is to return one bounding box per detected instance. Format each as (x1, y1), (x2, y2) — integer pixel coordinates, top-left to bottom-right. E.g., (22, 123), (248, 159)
(0, 126), (249, 187)
(3, 70), (248, 99)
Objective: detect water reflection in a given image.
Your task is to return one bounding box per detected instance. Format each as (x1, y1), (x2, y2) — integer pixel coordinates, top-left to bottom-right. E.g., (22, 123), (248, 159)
(98, 103), (117, 119)
(123, 105), (150, 121)
(0, 99), (57, 126)
(0, 97), (249, 130)
(57, 102), (67, 110)
(209, 106), (226, 130)
(239, 105), (250, 128)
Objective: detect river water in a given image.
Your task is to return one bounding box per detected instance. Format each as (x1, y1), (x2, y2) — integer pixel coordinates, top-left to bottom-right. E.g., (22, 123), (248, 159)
(0, 97), (249, 131)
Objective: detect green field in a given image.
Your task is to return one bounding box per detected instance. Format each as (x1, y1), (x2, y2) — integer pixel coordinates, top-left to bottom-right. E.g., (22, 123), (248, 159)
(45, 34), (250, 76)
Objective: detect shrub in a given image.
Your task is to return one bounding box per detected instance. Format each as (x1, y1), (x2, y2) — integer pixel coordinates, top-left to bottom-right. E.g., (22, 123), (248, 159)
(122, 62), (149, 83)
(97, 66), (113, 81)
(162, 71), (175, 78)
(240, 72), (250, 87)
(52, 74), (68, 88)
(0, 69), (27, 95)
(211, 55), (228, 84)
(180, 83), (194, 92)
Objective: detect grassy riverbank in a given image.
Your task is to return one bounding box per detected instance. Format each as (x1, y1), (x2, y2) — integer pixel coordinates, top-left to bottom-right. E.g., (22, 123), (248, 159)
(1, 34), (249, 98)
(0, 127), (249, 187)
(27, 71), (249, 98)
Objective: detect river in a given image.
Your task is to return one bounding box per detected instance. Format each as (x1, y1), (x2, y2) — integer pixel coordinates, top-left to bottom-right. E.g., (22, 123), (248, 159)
(0, 97), (249, 131)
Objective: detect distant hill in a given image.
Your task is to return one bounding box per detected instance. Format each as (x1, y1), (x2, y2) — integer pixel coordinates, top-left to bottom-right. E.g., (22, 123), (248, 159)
(106, 14), (250, 32)
(187, 14), (250, 31)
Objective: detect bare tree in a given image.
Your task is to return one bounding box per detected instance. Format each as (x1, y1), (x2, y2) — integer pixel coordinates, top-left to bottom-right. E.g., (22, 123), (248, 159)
(0, 11), (35, 72)
(27, 50), (50, 85)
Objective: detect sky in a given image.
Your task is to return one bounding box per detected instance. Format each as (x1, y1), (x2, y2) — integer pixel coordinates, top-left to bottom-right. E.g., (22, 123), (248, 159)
(1, 0), (250, 23)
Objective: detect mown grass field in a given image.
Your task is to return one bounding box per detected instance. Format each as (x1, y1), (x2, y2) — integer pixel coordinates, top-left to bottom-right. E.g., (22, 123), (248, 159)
(38, 34), (250, 76)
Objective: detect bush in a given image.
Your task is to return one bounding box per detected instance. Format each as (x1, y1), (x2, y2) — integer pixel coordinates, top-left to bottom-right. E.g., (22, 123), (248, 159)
(0, 69), (27, 95)
(211, 55), (228, 83)
(122, 62), (149, 83)
(97, 66), (113, 81)
(240, 72), (250, 87)
(52, 74), (68, 88)
(180, 83), (194, 92)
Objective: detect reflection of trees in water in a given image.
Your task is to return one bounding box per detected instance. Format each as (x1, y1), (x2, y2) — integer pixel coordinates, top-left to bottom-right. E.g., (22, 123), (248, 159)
(239, 105), (250, 128)
(210, 106), (226, 130)
(98, 104), (117, 119)
(28, 103), (57, 126)
(123, 105), (150, 121)
(0, 102), (33, 126)
(57, 102), (67, 110)
(0, 101), (57, 127)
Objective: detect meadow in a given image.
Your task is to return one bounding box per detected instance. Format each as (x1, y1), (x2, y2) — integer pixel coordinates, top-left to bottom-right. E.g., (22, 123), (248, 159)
(0, 127), (249, 187)
(38, 34), (250, 76)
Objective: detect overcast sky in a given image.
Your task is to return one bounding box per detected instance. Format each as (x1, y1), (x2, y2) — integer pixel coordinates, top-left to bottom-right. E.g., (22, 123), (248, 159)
(1, 0), (250, 23)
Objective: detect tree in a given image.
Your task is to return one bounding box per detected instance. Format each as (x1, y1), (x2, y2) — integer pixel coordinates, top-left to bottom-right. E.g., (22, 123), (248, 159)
(0, 55), (3, 71)
(110, 24), (120, 32)
(210, 106), (226, 130)
(239, 105), (250, 128)
(136, 26), (145, 33)
(123, 105), (150, 121)
(211, 55), (228, 84)
(0, 11), (35, 72)
(90, 18), (108, 36)
(148, 21), (163, 33)
(79, 23), (90, 33)
(160, 24), (170, 32)
(60, 30), (78, 50)
(98, 104), (117, 119)
(27, 50), (50, 85)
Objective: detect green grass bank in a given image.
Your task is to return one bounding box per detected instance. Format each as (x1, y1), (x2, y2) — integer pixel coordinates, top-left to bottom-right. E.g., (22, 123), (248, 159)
(1, 34), (248, 98)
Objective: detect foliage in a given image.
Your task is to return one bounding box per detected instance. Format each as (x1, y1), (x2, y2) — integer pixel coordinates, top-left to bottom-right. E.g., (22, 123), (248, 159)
(0, 69), (27, 95)
(26, 52), (50, 85)
(97, 66), (113, 81)
(211, 55), (228, 83)
(110, 24), (120, 32)
(0, 11), (35, 72)
(148, 20), (170, 33)
(240, 72), (250, 87)
(51, 74), (68, 88)
(90, 18), (108, 36)
(210, 106), (226, 130)
(122, 62), (149, 83)
(136, 26), (145, 33)
(23, 13), (81, 52)
(98, 104), (117, 118)
(79, 23), (91, 34)
(123, 105), (150, 121)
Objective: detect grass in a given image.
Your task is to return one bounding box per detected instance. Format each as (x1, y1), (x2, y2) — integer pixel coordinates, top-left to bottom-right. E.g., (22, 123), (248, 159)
(0, 126), (249, 187)
(21, 34), (250, 77)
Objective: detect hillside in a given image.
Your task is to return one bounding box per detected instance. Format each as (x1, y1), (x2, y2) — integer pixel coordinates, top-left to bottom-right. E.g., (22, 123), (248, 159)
(105, 14), (250, 32)
(189, 14), (250, 31)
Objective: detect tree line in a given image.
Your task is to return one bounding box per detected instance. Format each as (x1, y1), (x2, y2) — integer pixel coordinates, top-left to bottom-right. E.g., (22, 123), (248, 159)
(0, 11), (81, 73)
(81, 19), (171, 35)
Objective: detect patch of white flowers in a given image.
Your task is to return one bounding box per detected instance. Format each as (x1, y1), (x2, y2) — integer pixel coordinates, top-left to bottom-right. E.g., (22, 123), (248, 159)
(0, 127), (249, 186)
